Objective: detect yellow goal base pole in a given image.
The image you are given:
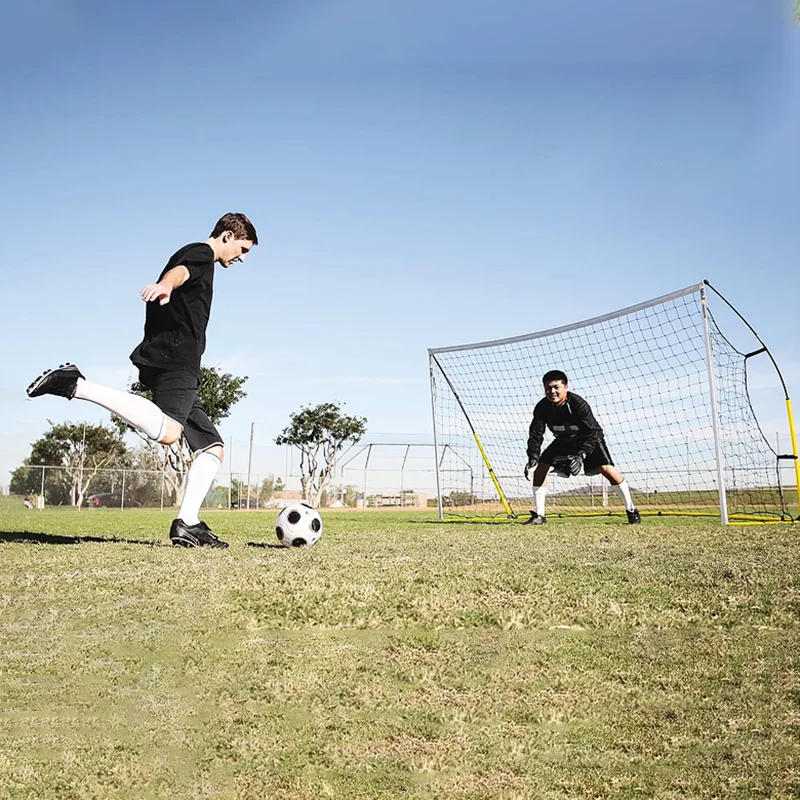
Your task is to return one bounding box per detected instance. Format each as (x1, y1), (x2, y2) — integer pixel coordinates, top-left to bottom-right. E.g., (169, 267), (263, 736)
(787, 397), (800, 517)
(473, 433), (515, 518)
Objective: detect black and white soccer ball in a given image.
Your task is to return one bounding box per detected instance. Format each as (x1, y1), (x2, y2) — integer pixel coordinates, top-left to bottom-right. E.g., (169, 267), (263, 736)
(275, 503), (323, 548)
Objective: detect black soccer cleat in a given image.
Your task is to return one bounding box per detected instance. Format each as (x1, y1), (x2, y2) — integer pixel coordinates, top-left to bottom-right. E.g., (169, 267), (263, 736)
(169, 518), (229, 548)
(523, 512), (547, 525)
(626, 508), (642, 525)
(26, 363), (84, 400)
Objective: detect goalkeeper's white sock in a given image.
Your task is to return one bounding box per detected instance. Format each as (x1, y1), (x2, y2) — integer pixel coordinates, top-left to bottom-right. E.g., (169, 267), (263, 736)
(74, 379), (168, 441)
(178, 450), (222, 525)
(534, 485), (547, 517)
(614, 479), (636, 512)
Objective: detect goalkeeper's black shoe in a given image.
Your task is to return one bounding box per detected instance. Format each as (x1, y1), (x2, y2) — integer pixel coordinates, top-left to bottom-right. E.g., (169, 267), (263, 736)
(626, 508), (642, 525)
(170, 518), (229, 548)
(523, 512), (547, 525)
(26, 363), (84, 400)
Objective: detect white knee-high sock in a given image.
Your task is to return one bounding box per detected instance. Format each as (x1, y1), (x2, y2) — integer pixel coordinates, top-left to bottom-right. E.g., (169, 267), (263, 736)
(179, 451), (222, 525)
(614, 479), (635, 512)
(74, 379), (168, 441)
(534, 485), (547, 518)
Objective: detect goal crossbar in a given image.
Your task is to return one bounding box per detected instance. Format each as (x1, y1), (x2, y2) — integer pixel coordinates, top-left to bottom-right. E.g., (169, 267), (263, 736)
(430, 283), (703, 355)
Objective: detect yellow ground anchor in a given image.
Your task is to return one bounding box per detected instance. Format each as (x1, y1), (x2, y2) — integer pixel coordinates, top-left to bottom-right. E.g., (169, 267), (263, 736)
(472, 433), (515, 518)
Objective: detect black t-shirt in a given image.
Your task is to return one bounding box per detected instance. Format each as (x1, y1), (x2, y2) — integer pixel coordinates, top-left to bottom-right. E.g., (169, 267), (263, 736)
(526, 392), (604, 459)
(130, 243), (215, 375)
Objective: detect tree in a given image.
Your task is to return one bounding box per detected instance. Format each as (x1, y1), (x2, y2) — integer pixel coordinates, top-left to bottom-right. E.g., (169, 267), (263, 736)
(113, 365), (248, 504)
(205, 483), (229, 509)
(258, 474), (285, 506)
(229, 477), (244, 507)
(275, 402), (366, 506)
(125, 444), (167, 507)
(446, 490), (478, 508)
(341, 485), (359, 507)
(230, 474), (286, 509)
(11, 421), (128, 507)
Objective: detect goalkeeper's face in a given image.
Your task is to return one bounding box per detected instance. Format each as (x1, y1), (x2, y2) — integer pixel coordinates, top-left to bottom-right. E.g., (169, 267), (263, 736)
(544, 380), (567, 405)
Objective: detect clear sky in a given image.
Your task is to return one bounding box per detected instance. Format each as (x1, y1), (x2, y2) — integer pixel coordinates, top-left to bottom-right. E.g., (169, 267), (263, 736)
(1, 0), (798, 485)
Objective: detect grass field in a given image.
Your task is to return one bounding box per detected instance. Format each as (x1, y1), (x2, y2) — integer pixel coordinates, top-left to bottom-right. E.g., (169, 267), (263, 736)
(1, 499), (798, 799)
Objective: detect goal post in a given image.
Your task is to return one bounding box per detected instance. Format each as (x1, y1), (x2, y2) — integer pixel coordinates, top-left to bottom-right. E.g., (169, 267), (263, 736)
(429, 281), (798, 524)
(430, 352), (515, 518)
(700, 284), (729, 525)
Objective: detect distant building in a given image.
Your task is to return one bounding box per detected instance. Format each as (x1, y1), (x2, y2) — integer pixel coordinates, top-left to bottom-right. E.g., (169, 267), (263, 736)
(367, 492), (428, 508)
(262, 489), (303, 508)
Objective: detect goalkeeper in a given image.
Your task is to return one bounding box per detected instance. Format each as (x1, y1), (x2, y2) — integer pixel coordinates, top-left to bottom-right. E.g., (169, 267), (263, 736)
(523, 370), (641, 525)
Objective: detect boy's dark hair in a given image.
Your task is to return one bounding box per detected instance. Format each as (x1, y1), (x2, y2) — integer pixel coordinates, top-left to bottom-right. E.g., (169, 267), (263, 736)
(210, 212), (258, 245)
(542, 370), (568, 386)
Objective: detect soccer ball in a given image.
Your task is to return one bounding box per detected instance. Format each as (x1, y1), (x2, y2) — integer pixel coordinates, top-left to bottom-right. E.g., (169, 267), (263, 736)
(275, 503), (323, 548)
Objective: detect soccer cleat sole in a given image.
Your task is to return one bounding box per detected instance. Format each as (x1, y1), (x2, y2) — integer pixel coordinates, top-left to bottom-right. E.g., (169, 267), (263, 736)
(170, 517), (229, 548)
(26, 363), (81, 399)
(208, 540), (230, 549)
(170, 531), (229, 548)
(170, 531), (201, 547)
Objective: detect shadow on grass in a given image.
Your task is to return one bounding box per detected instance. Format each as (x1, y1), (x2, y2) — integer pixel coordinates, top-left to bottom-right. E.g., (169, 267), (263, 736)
(0, 530), (165, 547)
(410, 512), (630, 525)
(246, 541), (286, 549)
(409, 517), (526, 525)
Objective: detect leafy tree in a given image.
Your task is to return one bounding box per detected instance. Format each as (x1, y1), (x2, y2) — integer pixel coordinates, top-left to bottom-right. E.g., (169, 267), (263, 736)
(446, 490), (478, 507)
(204, 481), (230, 509)
(113, 365), (248, 504)
(10, 465), (50, 502)
(124, 444), (166, 507)
(275, 402), (366, 506)
(229, 476), (248, 507)
(11, 421), (128, 507)
(195, 367), (249, 426)
(342, 485), (359, 507)
(230, 475), (286, 509)
(257, 474), (285, 506)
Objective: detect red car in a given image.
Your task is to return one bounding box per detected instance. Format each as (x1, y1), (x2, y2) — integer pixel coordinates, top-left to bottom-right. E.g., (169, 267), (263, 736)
(86, 492), (141, 508)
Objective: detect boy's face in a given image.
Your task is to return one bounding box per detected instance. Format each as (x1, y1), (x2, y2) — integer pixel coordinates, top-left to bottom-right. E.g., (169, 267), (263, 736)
(218, 232), (254, 268)
(544, 379), (568, 405)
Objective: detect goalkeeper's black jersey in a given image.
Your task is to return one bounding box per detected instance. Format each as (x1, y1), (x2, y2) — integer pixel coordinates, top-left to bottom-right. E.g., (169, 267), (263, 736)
(526, 392), (604, 460)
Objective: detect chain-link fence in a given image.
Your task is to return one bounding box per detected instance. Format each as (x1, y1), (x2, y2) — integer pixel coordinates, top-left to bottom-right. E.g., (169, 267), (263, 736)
(4, 457), (439, 511)
(5, 431), (794, 512)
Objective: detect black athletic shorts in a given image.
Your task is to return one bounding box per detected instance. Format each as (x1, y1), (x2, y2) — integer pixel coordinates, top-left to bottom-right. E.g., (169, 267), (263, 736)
(137, 367), (223, 454)
(540, 438), (614, 477)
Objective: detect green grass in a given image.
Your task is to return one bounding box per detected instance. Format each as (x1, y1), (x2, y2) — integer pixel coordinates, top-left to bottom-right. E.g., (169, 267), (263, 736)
(0, 502), (798, 798)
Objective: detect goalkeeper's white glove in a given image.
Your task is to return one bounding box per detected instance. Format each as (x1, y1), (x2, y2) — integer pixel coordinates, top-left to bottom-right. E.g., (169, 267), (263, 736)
(524, 456), (538, 480)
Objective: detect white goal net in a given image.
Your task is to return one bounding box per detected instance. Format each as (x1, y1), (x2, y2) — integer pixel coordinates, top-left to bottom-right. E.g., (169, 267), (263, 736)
(429, 282), (796, 523)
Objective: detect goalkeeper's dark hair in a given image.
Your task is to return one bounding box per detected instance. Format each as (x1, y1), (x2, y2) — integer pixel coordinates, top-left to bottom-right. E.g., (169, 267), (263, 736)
(210, 212), (258, 245)
(542, 370), (568, 385)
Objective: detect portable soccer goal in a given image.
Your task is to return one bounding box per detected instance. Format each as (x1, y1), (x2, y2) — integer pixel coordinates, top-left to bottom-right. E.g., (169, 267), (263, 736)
(428, 281), (799, 525)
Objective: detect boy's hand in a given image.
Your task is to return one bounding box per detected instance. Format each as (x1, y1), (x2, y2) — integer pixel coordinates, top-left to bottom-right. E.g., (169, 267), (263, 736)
(141, 282), (172, 305)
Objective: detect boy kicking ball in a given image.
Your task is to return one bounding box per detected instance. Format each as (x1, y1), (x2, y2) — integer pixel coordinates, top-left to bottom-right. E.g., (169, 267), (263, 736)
(27, 212), (258, 548)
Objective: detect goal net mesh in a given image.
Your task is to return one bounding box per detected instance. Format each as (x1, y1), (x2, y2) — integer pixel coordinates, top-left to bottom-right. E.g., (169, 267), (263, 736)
(430, 284), (789, 521)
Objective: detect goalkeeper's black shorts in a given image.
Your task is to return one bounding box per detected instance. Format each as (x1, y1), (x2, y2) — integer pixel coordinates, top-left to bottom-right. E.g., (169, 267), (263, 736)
(540, 438), (614, 477)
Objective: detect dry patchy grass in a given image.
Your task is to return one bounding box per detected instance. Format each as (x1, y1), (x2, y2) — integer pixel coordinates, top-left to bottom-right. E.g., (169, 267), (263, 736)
(0, 504), (798, 798)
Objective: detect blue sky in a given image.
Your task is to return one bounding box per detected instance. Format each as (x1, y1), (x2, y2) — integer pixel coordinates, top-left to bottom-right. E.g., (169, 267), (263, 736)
(1, 0), (798, 483)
